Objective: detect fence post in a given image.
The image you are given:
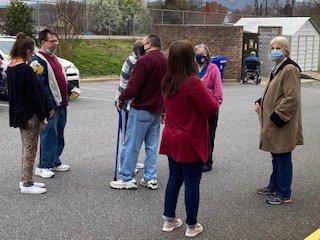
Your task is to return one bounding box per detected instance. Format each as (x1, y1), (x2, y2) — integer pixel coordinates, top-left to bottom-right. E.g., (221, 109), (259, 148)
(109, 18), (111, 38)
(204, 12), (206, 24)
(161, 10), (163, 24)
(182, 11), (184, 24)
(131, 8), (135, 37)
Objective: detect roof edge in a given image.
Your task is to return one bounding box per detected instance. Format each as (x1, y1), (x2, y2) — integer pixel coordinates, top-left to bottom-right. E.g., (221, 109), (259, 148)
(309, 18), (320, 34)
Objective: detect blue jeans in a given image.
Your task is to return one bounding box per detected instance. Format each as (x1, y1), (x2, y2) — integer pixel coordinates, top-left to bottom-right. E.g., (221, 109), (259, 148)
(119, 107), (160, 182)
(163, 157), (203, 226)
(38, 106), (67, 168)
(268, 152), (292, 198)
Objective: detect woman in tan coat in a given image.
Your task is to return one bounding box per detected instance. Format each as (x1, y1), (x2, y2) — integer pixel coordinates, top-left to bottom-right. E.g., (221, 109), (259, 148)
(255, 36), (303, 205)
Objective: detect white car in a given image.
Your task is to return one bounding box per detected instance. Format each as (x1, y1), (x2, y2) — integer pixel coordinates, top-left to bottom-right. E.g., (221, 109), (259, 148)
(0, 36), (80, 90)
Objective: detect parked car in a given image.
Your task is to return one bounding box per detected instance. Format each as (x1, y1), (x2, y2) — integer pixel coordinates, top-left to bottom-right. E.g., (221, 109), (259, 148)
(0, 59), (7, 98)
(0, 36), (80, 98)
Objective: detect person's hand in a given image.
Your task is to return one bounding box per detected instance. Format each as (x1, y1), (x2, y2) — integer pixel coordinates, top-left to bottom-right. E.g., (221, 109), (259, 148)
(71, 87), (80, 99)
(116, 101), (122, 111)
(49, 109), (55, 119)
(116, 100), (127, 111)
(161, 114), (166, 124)
(255, 102), (261, 115)
(40, 118), (48, 129)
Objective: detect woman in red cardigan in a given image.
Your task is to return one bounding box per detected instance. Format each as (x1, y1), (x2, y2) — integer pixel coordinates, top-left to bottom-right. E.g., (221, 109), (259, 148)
(160, 41), (219, 238)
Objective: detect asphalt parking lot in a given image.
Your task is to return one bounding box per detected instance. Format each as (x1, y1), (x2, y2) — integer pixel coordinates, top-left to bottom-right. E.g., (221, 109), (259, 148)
(0, 81), (319, 240)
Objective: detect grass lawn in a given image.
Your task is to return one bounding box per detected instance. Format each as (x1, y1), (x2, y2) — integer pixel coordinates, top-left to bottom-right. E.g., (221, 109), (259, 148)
(67, 39), (135, 78)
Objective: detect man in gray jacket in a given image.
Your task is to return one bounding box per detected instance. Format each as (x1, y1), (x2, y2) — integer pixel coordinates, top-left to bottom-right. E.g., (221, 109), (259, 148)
(115, 40), (144, 170)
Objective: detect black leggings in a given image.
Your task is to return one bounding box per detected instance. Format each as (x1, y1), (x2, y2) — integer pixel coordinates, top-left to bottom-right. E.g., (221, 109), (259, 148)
(206, 113), (219, 167)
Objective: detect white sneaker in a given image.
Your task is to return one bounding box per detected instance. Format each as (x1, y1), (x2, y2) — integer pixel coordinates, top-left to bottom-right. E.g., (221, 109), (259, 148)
(140, 178), (158, 190)
(51, 164), (70, 172)
(20, 185), (47, 194)
(35, 167), (55, 178)
(162, 219), (183, 232)
(136, 163), (144, 169)
(19, 182), (45, 189)
(110, 179), (137, 189)
(185, 223), (203, 238)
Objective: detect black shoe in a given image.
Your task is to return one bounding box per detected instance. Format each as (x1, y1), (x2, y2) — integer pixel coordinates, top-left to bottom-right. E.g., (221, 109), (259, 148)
(202, 165), (212, 172)
(257, 187), (275, 195)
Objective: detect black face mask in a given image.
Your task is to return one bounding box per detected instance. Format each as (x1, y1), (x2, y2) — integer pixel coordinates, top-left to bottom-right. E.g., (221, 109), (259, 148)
(196, 55), (207, 64)
(139, 44), (146, 56)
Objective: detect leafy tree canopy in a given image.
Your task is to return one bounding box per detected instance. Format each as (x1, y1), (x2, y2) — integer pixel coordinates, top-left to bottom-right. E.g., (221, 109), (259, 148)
(3, 0), (35, 37)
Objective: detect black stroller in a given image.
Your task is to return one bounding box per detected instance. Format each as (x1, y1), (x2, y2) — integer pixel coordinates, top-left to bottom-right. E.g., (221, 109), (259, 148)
(243, 60), (261, 85)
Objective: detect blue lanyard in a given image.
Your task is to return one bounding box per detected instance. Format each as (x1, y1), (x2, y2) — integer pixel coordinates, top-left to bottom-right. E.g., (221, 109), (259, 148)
(198, 64), (208, 79)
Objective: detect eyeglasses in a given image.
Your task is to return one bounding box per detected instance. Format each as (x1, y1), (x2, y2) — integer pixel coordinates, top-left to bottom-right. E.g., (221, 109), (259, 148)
(46, 40), (59, 43)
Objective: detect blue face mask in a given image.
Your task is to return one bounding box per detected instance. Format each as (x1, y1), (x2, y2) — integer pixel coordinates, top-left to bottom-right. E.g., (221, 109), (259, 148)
(196, 55), (207, 64)
(45, 48), (54, 55)
(270, 49), (284, 61)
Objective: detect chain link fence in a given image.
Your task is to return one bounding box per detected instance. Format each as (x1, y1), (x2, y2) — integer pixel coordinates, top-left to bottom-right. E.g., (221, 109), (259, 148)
(0, 1), (319, 37)
(0, 1), (245, 36)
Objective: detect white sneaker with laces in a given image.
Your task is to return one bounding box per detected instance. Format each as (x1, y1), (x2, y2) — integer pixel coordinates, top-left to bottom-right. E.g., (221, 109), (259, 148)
(136, 163), (144, 169)
(140, 178), (158, 190)
(35, 167), (55, 178)
(51, 164), (70, 172)
(185, 223), (203, 238)
(110, 179), (137, 189)
(20, 185), (47, 194)
(162, 219), (182, 232)
(19, 182), (45, 189)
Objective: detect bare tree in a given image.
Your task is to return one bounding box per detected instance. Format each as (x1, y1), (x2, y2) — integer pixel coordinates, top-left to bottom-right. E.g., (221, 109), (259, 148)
(48, 0), (86, 59)
(162, 0), (203, 11)
(251, 0), (265, 16)
(312, 0), (320, 8)
(254, 0), (259, 16)
(269, 0), (282, 16)
(265, 0), (268, 16)
(295, 0), (320, 29)
(283, 0), (297, 16)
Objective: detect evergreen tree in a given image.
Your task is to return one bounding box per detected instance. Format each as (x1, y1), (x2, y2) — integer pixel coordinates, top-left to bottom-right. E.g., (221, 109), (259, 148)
(3, 0), (35, 37)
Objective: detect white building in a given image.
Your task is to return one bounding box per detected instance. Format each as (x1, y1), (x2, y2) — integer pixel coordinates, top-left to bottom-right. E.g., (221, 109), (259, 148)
(235, 17), (320, 72)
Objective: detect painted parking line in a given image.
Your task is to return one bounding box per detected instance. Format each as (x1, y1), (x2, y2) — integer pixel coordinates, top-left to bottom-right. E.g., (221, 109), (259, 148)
(78, 96), (114, 102)
(1, 97), (113, 106)
(80, 87), (116, 91)
(305, 228), (320, 240)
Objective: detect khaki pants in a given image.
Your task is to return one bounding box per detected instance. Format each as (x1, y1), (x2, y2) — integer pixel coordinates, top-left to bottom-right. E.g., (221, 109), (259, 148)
(20, 115), (40, 187)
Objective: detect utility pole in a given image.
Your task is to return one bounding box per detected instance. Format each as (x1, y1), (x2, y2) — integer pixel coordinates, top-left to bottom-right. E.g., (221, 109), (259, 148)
(84, 0), (88, 33)
(37, 0), (40, 31)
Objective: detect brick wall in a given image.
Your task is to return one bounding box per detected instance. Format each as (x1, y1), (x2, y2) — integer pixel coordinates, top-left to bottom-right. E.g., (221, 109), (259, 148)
(154, 24), (243, 81)
(258, 27), (283, 76)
